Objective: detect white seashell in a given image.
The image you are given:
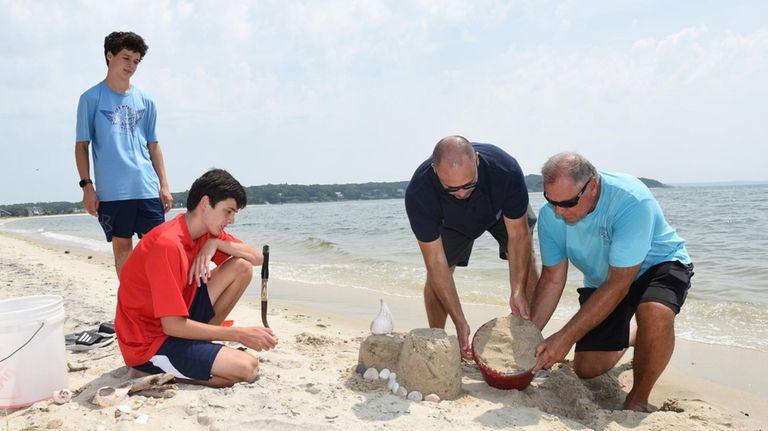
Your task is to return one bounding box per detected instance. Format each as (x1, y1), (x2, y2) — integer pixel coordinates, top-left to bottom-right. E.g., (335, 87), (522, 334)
(407, 390), (423, 401)
(370, 299), (394, 335)
(396, 386), (408, 397)
(52, 389), (72, 404)
(92, 385), (130, 408)
(388, 372), (397, 382)
(363, 367), (379, 380)
(390, 382), (399, 394)
(378, 368), (391, 380)
(424, 393), (441, 403)
(135, 414), (149, 424)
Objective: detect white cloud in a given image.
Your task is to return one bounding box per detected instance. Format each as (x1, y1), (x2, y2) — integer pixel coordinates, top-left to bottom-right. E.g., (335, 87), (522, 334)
(0, 1), (766, 204)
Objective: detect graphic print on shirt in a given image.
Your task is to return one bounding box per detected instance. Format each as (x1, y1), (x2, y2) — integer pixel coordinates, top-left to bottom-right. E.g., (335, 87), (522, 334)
(100, 104), (145, 134)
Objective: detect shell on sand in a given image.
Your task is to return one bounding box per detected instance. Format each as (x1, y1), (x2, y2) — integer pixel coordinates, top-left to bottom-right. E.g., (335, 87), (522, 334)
(52, 389), (72, 404)
(407, 390), (423, 401)
(363, 367), (379, 380)
(92, 385), (131, 408)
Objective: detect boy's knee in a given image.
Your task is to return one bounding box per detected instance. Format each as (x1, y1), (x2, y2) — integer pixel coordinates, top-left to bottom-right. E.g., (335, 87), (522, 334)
(234, 258), (254, 280)
(233, 355), (259, 383)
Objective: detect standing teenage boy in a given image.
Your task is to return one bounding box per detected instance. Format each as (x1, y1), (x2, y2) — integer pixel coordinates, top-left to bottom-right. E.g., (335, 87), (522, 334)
(75, 31), (173, 276)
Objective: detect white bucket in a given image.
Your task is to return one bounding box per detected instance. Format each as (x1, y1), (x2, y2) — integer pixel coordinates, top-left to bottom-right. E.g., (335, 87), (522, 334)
(0, 295), (67, 409)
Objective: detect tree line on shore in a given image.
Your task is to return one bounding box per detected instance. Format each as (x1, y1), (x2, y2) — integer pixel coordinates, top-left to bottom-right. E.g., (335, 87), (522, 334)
(0, 175), (667, 217)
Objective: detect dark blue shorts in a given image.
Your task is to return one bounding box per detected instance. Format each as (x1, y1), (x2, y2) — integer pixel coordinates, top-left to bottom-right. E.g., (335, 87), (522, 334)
(133, 284), (223, 380)
(97, 198), (164, 242)
(441, 205), (537, 267)
(575, 261), (694, 352)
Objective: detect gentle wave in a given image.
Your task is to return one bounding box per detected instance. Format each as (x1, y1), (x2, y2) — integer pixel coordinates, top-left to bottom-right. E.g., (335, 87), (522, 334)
(39, 231), (111, 253)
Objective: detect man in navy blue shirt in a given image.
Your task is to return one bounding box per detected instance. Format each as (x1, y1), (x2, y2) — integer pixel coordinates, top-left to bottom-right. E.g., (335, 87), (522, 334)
(405, 135), (538, 358)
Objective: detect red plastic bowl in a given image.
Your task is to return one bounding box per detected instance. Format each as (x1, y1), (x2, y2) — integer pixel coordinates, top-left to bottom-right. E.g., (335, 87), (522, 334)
(471, 320), (535, 390)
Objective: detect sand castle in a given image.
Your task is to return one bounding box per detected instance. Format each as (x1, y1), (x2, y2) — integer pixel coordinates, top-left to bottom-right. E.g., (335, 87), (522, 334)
(358, 327), (462, 400)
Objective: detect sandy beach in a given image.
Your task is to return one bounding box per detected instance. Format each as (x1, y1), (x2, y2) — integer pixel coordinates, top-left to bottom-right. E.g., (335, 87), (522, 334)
(1, 230), (766, 430)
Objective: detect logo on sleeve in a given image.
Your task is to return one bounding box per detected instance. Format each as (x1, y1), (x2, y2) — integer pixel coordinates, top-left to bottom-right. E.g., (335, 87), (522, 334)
(100, 105), (145, 133)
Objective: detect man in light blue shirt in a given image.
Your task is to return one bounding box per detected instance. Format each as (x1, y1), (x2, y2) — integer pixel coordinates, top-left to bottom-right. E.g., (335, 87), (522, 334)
(530, 152), (692, 412)
(75, 31), (173, 276)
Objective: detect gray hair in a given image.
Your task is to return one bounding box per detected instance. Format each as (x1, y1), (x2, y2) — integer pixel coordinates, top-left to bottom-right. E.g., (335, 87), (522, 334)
(541, 152), (597, 186)
(432, 135), (475, 166)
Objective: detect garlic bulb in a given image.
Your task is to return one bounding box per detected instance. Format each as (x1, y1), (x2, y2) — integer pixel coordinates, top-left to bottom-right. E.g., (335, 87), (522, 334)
(370, 299), (394, 335)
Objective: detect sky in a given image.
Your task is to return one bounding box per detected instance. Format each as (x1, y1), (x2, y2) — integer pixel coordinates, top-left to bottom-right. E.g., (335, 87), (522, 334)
(1, 0), (767, 205)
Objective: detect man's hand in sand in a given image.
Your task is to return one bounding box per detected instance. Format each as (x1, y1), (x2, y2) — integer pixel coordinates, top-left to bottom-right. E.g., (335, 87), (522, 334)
(531, 330), (572, 373)
(237, 326), (278, 351)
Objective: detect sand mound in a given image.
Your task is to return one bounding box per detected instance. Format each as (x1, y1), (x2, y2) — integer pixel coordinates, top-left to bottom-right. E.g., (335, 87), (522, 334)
(397, 328), (461, 400)
(358, 333), (404, 372)
(473, 315), (543, 373)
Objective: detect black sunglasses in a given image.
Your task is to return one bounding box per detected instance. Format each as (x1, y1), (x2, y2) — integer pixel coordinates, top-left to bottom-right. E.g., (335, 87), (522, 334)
(443, 180), (478, 194)
(544, 177), (593, 208)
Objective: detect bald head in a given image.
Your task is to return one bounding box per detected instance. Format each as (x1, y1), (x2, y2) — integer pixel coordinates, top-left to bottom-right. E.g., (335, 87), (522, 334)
(432, 135), (476, 168)
(541, 152), (597, 186)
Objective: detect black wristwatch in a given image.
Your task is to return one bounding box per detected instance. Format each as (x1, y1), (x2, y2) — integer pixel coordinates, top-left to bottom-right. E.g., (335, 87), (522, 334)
(79, 178), (93, 188)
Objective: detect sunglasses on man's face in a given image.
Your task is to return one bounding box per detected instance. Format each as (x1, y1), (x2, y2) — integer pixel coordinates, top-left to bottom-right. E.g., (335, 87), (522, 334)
(544, 177), (593, 208)
(443, 180), (478, 194)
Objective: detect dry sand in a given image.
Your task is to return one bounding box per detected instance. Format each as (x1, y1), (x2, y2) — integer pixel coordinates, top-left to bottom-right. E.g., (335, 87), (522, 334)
(1, 230), (766, 430)
(474, 315), (543, 372)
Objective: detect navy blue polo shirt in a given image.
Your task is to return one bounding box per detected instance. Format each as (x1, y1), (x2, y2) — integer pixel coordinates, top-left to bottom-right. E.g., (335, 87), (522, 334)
(405, 143), (529, 242)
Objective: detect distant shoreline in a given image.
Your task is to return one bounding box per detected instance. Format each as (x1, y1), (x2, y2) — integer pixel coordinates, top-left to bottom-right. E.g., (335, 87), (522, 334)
(669, 180), (768, 187)
(3, 178), (767, 212)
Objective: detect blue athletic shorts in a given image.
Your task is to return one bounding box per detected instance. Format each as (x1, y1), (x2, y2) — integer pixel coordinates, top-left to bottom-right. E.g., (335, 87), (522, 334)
(97, 198), (164, 242)
(575, 261), (694, 352)
(133, 284), (223, 380)
(441, 204), (537, 267)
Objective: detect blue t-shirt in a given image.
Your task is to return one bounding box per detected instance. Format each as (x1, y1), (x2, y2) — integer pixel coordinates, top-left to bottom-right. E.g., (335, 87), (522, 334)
(538, 171), (691, 288)
(405, 143), (529, 242)
(76, 81), (160, 201)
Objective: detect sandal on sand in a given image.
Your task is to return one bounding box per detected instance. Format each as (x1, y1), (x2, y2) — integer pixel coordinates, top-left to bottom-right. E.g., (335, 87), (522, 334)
(98, 321), (115, 334)
(65, 330), (115, 351)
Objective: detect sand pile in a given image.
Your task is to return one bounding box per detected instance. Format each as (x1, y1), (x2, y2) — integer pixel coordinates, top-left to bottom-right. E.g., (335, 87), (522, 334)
(397, 328), (461, 400)
(473, 314), (543, 373)
(357, 328), (461, 400)
(358, 333), (404, 372)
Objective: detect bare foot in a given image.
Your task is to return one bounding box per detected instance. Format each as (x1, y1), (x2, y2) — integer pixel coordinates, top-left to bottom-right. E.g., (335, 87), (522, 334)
(623, 399), (649, 412)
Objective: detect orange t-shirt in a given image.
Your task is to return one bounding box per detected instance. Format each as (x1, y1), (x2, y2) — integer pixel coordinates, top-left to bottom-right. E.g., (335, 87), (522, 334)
(115, 213), (238, 366)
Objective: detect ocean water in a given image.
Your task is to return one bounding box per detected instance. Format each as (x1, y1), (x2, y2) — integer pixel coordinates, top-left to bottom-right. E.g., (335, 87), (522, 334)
(2, 185), (767, 352)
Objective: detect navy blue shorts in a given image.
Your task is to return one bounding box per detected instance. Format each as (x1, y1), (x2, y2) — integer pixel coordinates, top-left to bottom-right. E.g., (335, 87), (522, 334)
(97, 198), (164, 242)
(575, 261), (694, 352)
(133, 284), (223, 380)
(441, 205), (537, 267)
